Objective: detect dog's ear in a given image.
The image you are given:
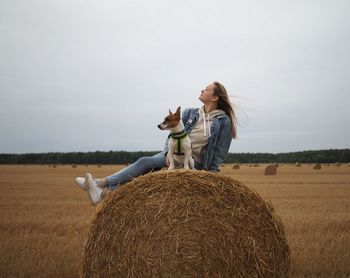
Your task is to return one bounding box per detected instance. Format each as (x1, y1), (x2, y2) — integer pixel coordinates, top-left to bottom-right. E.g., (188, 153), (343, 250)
(168, 109), (173, 115)
(175, 106), (181, 117)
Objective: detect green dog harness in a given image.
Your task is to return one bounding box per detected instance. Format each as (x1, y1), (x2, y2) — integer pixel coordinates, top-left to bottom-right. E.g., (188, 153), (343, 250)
(168, 129), (189, 155)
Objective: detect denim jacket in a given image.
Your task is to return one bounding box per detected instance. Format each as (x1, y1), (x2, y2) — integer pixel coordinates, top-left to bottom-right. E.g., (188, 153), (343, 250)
(164, 107), (232, 172)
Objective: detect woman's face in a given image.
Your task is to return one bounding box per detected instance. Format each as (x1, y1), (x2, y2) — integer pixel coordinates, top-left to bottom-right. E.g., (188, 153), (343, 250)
(199, 84), (217, 104)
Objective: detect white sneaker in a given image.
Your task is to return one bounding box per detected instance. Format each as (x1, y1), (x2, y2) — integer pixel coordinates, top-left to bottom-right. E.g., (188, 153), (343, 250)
(75, 177), (87, 191)
(85, 173), (103, 206)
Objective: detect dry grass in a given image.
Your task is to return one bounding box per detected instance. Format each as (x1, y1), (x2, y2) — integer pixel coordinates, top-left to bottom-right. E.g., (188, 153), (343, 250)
(264, 164), (277, 175)
(83, 170), (290, 277)
(0, 164), (349, 277)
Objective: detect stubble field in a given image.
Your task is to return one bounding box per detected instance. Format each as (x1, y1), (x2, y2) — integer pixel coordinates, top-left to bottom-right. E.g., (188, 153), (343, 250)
(0, 163), (349, 277)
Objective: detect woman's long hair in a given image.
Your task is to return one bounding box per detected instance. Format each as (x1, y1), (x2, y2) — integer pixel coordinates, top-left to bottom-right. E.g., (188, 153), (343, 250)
(213, 81), (237, 139)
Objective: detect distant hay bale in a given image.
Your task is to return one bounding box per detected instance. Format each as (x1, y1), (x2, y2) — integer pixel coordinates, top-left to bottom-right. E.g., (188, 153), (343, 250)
(295, 162), (301, 167)
(52, 165), (57, 168)
(98, 165), (102, 168)
(273, 163), (279, 167)
(232, 164), (240, 169)
(313, 163), (321, 170)
(335, 162), (341, 166)
(85, 164), (88, 167)
(264, 165), (277, 176)
(72, 164), (77, 168)
(82, 170), (290, 277)
(253, 164), (259, 167)
(221, 164), (225, 168)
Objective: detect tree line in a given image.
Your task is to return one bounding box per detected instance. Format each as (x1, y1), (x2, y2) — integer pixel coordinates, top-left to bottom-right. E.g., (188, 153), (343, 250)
(0, 149), (349, 164)
(224, 148), (350, 163)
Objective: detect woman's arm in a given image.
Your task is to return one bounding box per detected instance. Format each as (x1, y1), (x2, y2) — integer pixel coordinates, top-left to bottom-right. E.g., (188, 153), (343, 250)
(208, 117), (232, 171)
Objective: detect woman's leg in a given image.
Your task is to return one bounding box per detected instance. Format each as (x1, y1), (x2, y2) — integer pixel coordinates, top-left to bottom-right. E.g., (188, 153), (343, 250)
(105, 152), (166, 190)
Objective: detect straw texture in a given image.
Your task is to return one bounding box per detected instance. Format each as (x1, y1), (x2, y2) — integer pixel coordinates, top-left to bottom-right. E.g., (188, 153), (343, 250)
(264, 165), (277, 176)
(82, 170), (290, 277)
(232, 164), (240, 169)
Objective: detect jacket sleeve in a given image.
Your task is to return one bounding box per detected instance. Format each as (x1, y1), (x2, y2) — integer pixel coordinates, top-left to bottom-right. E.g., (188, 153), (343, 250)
(208, 117), (232, 172)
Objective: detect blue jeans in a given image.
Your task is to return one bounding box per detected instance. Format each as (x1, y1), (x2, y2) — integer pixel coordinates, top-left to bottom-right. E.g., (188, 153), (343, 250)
(105, 151), (203, 190)
(105, 152), (167, 190)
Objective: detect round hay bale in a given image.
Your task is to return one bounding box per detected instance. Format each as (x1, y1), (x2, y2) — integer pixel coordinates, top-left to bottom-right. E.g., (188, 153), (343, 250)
(313, 163), (321, 170)
(232, 164), (240, 169)
(273, 163), (279, 168)
(335, 162), (341, 166)
(82, 170), (290, 277)
(264, 164), (277, 175)
(253, 164), (259, 167)
(72, 164), (77, 168)
(295, 162), (301, 167)
(98, 164), (102, 168)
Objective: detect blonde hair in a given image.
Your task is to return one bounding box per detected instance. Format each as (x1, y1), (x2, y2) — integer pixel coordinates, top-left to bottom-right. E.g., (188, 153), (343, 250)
(213, 81), (237, 139)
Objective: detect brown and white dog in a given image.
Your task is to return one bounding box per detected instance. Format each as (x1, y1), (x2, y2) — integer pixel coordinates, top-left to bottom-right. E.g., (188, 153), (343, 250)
(157, 106), (194, 170)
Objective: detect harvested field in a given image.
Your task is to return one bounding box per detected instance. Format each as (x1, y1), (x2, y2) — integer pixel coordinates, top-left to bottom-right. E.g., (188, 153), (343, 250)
(0, 164), (349, 277)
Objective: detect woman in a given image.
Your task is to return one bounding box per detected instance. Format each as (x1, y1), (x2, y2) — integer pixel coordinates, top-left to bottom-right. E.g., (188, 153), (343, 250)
(76, 81), (237, 205)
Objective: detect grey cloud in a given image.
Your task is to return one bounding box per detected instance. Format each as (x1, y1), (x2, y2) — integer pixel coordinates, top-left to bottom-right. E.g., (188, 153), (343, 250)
(1, 0), (349, 153)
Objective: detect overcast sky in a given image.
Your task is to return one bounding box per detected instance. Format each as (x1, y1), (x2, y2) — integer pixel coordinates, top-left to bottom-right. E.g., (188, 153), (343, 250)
(1, 0), (349, 154)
